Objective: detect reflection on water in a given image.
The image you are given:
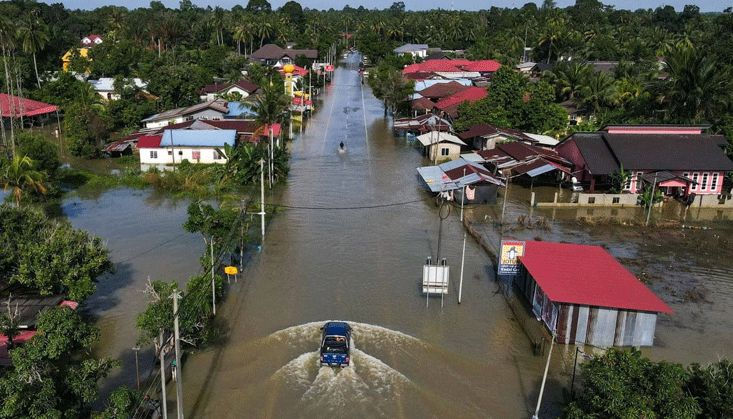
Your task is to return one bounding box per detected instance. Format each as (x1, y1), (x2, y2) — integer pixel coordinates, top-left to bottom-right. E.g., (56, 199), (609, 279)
(63, 188), (203, 398)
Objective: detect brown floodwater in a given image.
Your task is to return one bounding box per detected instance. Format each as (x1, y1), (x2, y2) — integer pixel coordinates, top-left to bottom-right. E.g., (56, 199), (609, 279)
(61, 53), (733, 418)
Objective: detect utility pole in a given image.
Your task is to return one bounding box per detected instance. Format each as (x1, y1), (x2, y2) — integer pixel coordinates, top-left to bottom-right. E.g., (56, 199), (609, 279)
(458, 167), (467, 304)
(645, 172), (658, 226)
(268, 126), (273, 189)
(532, 335), (556, 419)
(210, 237), (216, 316)
(240, 200), (245, 271)
(158, 330), (168, 419)
(132, 345), (141, 390)
(171, 292), (184, 419)
(259, 158), (265, 243)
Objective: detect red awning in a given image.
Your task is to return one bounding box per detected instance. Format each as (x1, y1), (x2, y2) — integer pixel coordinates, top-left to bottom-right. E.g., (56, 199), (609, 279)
(0, 93), (58, 118)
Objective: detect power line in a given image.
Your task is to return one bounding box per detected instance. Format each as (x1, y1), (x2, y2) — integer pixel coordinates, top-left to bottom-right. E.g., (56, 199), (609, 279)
(267, 197), (430, 211)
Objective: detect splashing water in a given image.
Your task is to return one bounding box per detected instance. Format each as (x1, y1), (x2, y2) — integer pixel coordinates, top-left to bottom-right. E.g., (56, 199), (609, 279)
(269, 321), (416, 415)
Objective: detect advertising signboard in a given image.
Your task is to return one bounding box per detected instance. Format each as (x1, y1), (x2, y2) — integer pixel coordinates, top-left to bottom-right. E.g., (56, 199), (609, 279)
(498, 240), (526, 275)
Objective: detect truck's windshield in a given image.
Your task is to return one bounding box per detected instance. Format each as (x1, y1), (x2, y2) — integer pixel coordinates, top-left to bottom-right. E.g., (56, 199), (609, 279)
(322, 336), (348, 353)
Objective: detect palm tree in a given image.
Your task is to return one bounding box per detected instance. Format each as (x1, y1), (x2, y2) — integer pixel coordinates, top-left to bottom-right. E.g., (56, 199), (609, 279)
(579, 71), (614, 114)
(0, 155), (47, 207)
(547, 61), (592, 101)
(538, 17), (564, 64)
(253, 82), (289, 186)
(233, 22), (249, 56)
(0, 16), (17, 155)
(662, 43), (732, 123)
(257, 17), (274, 48)
(16, 10), (49, 89)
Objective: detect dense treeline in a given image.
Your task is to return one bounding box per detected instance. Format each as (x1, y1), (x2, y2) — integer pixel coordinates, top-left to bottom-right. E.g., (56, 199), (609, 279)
(1, 0), (732, 151)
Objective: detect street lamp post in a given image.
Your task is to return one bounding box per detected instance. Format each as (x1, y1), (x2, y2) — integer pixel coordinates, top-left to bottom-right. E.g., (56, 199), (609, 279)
(458, 168), (467, 304)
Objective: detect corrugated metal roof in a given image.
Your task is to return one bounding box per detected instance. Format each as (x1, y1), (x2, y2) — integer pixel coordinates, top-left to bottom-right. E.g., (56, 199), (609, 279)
(520, 241), (672, 313)
(160, 129), (236, 147)
(416, 132), (466, 147)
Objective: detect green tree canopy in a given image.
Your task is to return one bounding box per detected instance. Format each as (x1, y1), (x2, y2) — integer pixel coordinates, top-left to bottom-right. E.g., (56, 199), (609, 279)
(0, 205), (113, 301)
(0, 307), (116, 418)
(566, 349), (701, 418)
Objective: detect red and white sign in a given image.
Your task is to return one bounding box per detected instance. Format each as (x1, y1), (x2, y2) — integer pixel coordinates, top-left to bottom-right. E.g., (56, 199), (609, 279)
(325, 65), (334, 72)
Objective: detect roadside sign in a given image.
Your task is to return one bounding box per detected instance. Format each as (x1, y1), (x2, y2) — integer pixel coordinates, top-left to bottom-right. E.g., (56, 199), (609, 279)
(498, 240), (525, 275)
(325, 65), (334, 72)
(224, 266), (238, 275)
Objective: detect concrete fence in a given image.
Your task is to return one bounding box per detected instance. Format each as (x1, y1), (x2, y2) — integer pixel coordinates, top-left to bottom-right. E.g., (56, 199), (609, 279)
(535, 192), (639, 208)
(691, 193), (733, 208)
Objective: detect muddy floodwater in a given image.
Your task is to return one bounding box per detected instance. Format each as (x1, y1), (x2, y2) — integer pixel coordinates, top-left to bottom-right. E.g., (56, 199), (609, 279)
(63, 189), (203, 396)
(61, 53), (733, 418)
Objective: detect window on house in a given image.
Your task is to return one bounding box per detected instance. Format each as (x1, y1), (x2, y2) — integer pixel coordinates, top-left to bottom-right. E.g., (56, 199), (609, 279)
(213, 150), (224, 160)
(636, 172), (643, 188)
(588, 197), (596, 204)
(168, 150), (173, 155)
(612, 197), (620, 204)
(692, 173), (699, 190)
(441, 147), (450, 156)
(624, 175), (632, 190)
(701, 173), (709, 190)
(711, 173), (719, 191)
(149, 150), (157, 159)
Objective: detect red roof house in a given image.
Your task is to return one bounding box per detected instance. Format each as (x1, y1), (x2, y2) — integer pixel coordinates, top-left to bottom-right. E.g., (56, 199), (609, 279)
(434, 87), (487, 118)
(403, 59), (501, 78)
(0, 94), (58, 118)
(418, 81), (469, 100)
(136, 135), (162, 149)
(515, 240), (671, 347)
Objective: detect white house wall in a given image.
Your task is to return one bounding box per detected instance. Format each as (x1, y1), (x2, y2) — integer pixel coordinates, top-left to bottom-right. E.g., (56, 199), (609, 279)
(139, 146), (227, 167)
(429, 143), (462, 161)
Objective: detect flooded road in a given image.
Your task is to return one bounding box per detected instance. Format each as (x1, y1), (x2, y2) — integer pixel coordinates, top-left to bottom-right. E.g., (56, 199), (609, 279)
(56, 54), (733, 417)
(182, 56), (559, 418)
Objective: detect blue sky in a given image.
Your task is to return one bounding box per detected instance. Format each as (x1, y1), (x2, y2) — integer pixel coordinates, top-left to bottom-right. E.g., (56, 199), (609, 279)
(49, 0), (728, 13)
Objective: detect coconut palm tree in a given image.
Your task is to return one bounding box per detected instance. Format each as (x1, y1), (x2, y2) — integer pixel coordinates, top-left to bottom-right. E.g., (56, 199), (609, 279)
(16, 10), (49, 89)
(662, 43), (732, 123)
(253, 81), (289, 186)
(0, 155), (47, 207)
(579, 71), (615, 114)
(257, 17), (274, 48)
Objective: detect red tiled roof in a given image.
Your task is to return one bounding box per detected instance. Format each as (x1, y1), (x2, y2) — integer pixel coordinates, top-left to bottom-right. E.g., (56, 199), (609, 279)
(403, 59), (501, 75)
(519, 241), (672, 313)
(411, 97), (435, 111)
(434, 87), (487, 112)
(462, 60), (502, 72)
(137, 135), (162, 148)
(419, 81), (469, 99)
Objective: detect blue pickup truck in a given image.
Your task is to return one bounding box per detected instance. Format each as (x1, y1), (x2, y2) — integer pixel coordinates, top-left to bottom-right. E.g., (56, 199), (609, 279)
(319, 322), (352, 367)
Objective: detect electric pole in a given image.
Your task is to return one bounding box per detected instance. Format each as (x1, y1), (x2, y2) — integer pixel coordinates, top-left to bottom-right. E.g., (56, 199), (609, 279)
(259, 158), (265, 243)
(171, 292), (184, 419)
(458, 167), (467, 304)
(210, 237), (216, 316)
(158, 330), (168, 419)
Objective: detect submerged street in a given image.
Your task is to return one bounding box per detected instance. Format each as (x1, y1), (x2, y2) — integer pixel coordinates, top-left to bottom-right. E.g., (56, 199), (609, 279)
(181, 55), (556, 418)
